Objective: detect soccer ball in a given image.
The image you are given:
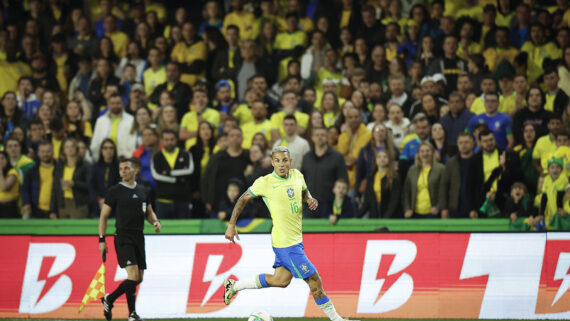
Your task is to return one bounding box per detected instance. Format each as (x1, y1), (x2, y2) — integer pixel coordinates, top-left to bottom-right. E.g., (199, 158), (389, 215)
(247, 310), (273, 321)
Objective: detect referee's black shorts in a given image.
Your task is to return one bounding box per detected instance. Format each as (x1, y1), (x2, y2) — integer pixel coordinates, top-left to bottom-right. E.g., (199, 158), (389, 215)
(114, 232), (146, 270)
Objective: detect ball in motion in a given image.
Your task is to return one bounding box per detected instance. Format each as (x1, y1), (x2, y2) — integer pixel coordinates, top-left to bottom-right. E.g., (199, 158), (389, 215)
(247, 310), (273, 321)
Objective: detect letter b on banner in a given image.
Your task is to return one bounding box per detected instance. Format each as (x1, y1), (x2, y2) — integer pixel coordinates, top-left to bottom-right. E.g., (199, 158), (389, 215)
(357, 240), (417, 313)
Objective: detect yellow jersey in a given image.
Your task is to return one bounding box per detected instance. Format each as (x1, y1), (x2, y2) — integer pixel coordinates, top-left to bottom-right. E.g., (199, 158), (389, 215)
(241, 120), (272, 149)
(541, 174), (569, 230)
(533, 135), (557, 173)
(180, 108), (220, 149)
(143, 65), (166, 97)
(223, 11), (256, 40)
(0, 168), (21, 201)
(170, 40), (207, 86)
(233, 104), (254, 125)
(248, 169), (307, 248)
(270, 111), (309, 137)
(415, 166), (432, 215)
(38, 164), (54, 211)
(108, 31), (129, 58)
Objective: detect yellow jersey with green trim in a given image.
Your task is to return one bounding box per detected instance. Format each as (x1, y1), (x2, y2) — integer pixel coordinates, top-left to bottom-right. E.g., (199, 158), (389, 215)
(270, 111), (309, 137)
(143, 65), (166, 96)
(170, 40), (207, 86)
(248, 169), (307, 248)
(241, 119), (272, 149)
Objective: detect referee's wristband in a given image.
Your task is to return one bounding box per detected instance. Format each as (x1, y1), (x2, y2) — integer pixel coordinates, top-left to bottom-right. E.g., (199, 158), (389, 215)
(99, 235), (105, 243)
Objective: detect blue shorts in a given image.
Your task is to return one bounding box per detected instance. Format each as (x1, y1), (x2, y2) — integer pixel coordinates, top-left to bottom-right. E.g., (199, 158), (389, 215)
(272, 242), (316, 279)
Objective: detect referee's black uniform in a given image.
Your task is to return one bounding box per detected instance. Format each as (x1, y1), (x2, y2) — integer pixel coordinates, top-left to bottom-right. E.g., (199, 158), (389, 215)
(105, 182), (151, 269)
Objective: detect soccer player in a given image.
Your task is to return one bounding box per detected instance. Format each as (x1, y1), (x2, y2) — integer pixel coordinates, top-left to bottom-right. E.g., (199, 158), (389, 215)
(223, 146), (355, 321)
(98, 158), (161, 321)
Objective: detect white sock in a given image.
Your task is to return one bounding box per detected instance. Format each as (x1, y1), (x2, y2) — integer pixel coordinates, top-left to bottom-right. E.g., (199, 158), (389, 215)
(318, 300), (343, 321)
(233, 276), (262, 291)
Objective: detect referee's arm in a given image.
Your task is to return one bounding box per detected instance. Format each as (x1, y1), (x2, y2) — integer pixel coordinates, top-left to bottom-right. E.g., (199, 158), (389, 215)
(146, 205), (162, 233)
(98, 204), (112, 260)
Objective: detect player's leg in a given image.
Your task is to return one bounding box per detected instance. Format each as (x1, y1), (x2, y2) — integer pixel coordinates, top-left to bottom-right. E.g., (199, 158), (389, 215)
(305, 271), (344, 321)
(224, 266), (292, 305)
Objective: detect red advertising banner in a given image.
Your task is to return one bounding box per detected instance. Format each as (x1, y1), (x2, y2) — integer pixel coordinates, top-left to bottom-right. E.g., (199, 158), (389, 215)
(0, 233), (568, 319)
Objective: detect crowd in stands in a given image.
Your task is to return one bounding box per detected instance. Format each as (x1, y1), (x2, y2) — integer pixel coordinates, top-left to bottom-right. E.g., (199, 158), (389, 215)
(1, 0), (570, 231)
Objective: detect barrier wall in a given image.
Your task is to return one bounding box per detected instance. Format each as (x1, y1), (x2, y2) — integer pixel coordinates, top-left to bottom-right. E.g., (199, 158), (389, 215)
(1, 233), (569, 319)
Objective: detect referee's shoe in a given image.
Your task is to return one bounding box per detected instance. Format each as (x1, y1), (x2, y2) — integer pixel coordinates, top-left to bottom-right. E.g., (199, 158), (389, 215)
(128, 311), (144, 321)
(101, 294), (113, 320)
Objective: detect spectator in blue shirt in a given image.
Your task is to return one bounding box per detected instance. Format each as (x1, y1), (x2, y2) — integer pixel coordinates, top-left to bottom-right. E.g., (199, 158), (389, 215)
(467, 91), (514, 150)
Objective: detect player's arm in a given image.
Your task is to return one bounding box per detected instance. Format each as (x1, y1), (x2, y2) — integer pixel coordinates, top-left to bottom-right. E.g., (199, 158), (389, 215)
(224, 191), (254, 243)
(98, 203), (112, 261)
(302, 188), (318, 210)
(145, 205), (162, 233)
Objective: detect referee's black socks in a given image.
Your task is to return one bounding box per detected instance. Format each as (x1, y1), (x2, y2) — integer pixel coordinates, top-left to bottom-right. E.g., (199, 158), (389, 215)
(108, 279), (139, 313)
(123, 280), (138, 314)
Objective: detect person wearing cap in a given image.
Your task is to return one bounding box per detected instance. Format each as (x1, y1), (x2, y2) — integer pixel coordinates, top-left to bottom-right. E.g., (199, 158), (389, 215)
(467, 91), (514, 150)
(212, 79), (235, 119)
(428, 34), (466, 95)
(170, 21), (207, 87)
(538, 156), (568, 230)
(148, 61), (191, 119)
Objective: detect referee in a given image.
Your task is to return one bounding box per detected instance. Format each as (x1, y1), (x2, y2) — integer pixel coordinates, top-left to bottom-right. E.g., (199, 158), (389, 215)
(98, 158), (161, 321)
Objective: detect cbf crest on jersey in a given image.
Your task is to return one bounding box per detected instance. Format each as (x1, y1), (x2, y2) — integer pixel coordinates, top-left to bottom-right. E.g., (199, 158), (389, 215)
(287, 188), (294, 198)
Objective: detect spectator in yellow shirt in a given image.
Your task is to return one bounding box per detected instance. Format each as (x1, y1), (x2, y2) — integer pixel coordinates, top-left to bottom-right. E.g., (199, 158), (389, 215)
(104, 15), (129, 59)
(223, 0), (255, 40)
(521, 22), (562, 84)
(170, 22), (207, 86)
(456, 19), (481, 60)
(483, 27), (520, 72)
(455, 0), (483, 21)
(274, 12), (307, 82)
(179, 89), (220, 149)
(337, 108), (372, 191)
